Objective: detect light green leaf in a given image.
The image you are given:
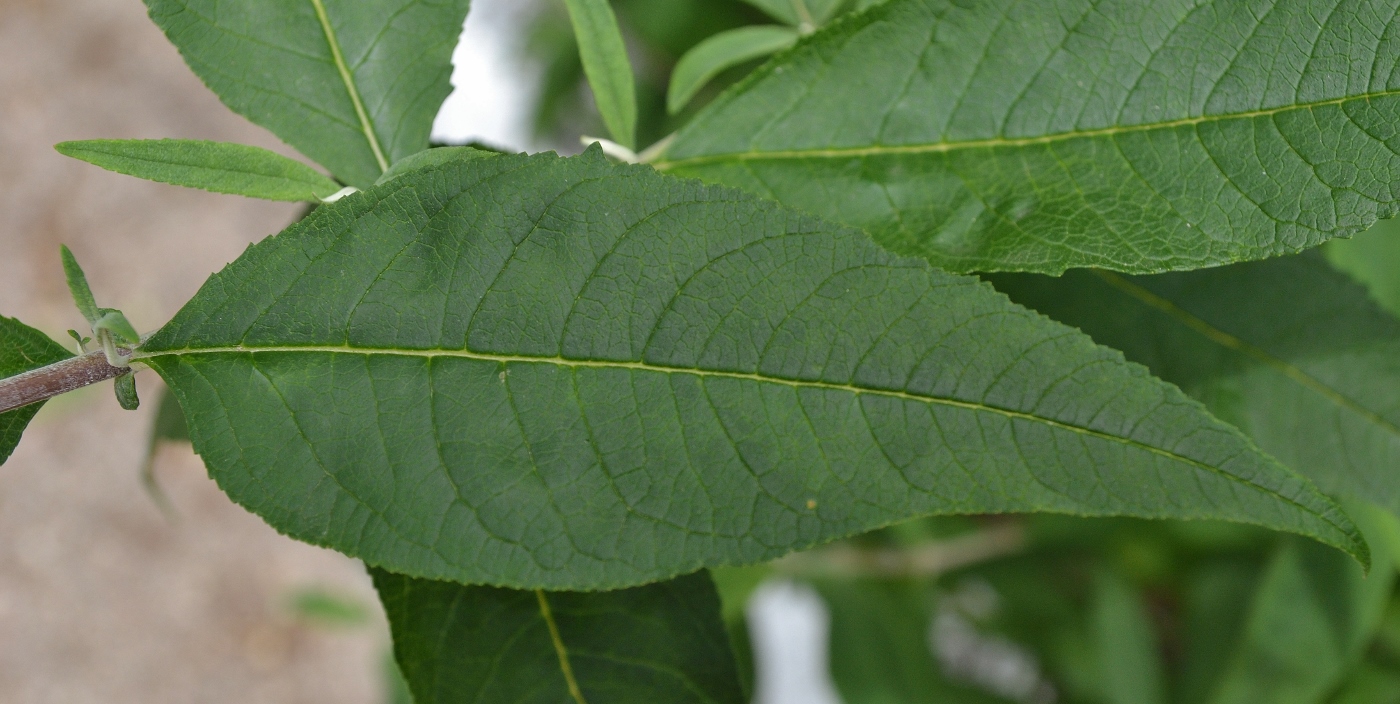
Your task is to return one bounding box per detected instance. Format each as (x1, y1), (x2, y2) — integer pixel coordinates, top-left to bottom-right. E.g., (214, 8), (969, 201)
(372, 568), (745, 704)
(136, 148), (1364, 590)
(658, 0), (1400, 275)
(563, 0), (637, 149)
(668, 26), (799, 114)
(143, 0), (472, 188)
(1092, 570), (1166, 704)
(55, 140), (343, 202)
(373, 146), (497, 185)
(59, 245), (99, 325)
(1328, 218), (1400, 318)
(0, 315), (73, 465)
(991, 253), (1400, 517)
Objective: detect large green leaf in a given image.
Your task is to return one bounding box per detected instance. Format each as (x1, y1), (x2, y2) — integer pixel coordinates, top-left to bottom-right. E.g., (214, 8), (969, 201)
(991, 253), (1400, 516)
(55, 139), (344, 202)
(658, 0), (1400, 275)
(372, 568), (745, 704)
(0, 316), (74, 465)
(137, 148), (1363, 589)
(144, 0), (472, 188)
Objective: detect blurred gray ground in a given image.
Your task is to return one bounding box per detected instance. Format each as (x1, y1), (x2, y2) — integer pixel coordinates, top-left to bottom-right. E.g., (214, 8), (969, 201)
(0, 0), (386, 701)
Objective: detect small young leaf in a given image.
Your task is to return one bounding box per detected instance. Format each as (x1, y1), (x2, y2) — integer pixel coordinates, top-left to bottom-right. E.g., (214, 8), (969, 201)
(136, 149), (1367, 589)
(55, 140), (344, 202)
(563, 0), (638, 149)
(373, 568), (745, 704)
(992, 253), (1400, 518)
(59, 245), (100, 325)
(659, 0), (1400, 274)
(374, 146), (497, 186)
(114, 374), (139, 411)
(93, 309), (139, 346)
(0, 316), (74, 465)
(667, 26), (799, 114)
(143, 0), (472, 187)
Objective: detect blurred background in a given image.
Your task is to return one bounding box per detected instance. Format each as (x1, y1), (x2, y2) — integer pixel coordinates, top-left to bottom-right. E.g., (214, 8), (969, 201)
(8, 0), (1400, 703)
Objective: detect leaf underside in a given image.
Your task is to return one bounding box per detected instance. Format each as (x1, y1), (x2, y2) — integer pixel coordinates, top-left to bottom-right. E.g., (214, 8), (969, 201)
(373, 568), (745, 704)
(992, 253), (1400, 517)
(0, 316), (74, 465)
(140, 148), (1362, 590)
(143, 0), (472, 188)
(661, 0), (1400, 275)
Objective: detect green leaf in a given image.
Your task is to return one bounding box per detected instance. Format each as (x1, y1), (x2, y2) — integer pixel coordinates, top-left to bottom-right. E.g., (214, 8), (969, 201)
(1204, 531), (1393, 704)
(563, 0), (638, 149)
(372, 568), (745, 704)
(55, 140), (344, 202)
(991, 253), (1400, 517)
(657, 0), (1400, 275)
(59, 245), (99, 325)
(114, 374), (140, 411)
(93, 309), (139, 346)
(739, 0), (846, 26)
(0, 316), (74, 465)
(1328, 218), (1400, 318)
(668, 26), (800, 114)
(143, 0), (472, 188)
(1091, 570), (1166, 704)
(373, 146), (497, 186)
(136, 148), (1365, 590)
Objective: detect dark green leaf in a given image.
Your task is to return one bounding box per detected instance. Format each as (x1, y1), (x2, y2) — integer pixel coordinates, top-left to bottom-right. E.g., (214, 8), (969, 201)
(991, 253), (1400, 516)
(143, 0), (472, 188)
(372, 568), (745, 704)
(55, 139), (344, 202)
(668, 26), (799, 114)
(137, 148), (1364, 589)
(658, 0), (1400, 274)
(114, 374), (139, 411)
(0, 316), (74, 465)
(564, 0), (638, 149)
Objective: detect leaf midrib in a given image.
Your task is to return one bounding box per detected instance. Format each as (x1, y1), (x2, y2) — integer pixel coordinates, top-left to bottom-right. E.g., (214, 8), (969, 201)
(1092, 271), (1400, 440)
(309, 0), (390, 173)
(136, 342), (1341, 525)
(655, 87), (1400, 168)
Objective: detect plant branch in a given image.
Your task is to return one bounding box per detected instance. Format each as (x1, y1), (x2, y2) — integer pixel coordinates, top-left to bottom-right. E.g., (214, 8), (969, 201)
(0, 349), (132, 414)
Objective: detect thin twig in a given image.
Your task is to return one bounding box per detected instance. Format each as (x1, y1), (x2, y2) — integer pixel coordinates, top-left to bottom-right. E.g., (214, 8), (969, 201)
(0, 350), (130, 413)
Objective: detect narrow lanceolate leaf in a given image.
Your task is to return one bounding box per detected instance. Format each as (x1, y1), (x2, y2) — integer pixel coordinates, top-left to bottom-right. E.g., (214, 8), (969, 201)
(372, 568), (745, 704)
(0, 316), (74, 465)
(668, 26), (800, 114)
(137, 148), (1364, 590)
(658, 0), (1400, 275)
(143, 0), (472, 188)
(563, 0), (637, 149)
(739, 0), (845, 27)
(992, 253), (1400, 516)
(56, 140), (343, 202)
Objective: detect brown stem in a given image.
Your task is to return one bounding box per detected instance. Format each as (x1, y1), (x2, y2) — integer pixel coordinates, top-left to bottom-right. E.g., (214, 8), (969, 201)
(0, 350), (131, 414)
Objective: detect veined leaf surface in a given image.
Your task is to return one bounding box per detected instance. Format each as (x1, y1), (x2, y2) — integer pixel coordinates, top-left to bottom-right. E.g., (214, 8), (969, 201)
(992, 253), (1400, 516)
(372, 568), (745, 704)
(659, 0), (1400, 274)
(55, 139), (344, 202)
(144, 0), (472, 188)
(138, 149), (1363, 589)
(0, 316), (73, 465)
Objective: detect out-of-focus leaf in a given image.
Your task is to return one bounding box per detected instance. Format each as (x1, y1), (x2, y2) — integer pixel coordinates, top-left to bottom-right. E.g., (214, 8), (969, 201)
(286, 586), (370, 627)
(143, 0), (472, 188)
(55, 140), (343, 202)
(1328, 218), (1400, 318)
(1178, 561), (1264, 704)
(372, 568), (745, 703)
(137, 148), (1369, 588)
(668, 26), (799, 114)
(0, 316), (73, 465)
(563, 0), (638, 149)
(992, 253), (1400, 516)
(660, 0), (1400, 275)
(1092, 570), (1166, 704)
(1328, 665), (1400, 704)
(739, 0), (845, 26)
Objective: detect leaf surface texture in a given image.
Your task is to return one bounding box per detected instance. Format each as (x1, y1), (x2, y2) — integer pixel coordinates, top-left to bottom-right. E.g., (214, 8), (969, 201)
(660, 0), (1400, 274)
(139, 149), (1363, 588)
(0, 316), (73, 465)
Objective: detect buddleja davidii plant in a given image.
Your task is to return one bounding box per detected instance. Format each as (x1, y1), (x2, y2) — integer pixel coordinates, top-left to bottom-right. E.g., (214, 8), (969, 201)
(1, 0), (1398, 701)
